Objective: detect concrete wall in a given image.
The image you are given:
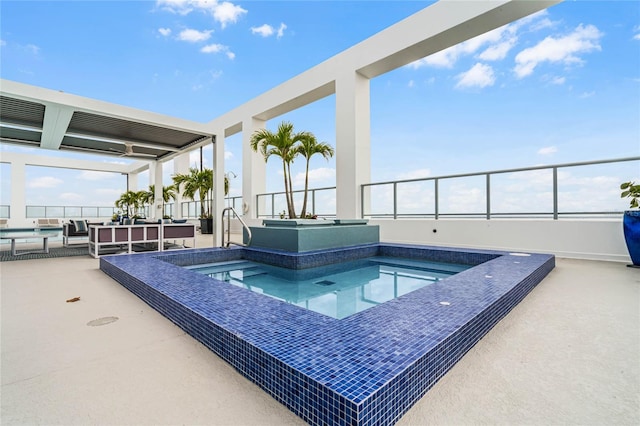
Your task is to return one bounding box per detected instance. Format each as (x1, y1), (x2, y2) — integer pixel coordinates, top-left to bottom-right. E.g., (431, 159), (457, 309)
(370, 218), (630, 263)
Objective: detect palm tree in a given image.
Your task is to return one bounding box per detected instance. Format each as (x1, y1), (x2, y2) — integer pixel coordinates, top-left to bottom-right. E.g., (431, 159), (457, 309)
(143, 185), (178, 217)
(296, 134), (334, 217)
(114, 190), (142, 218)
(250, 121), (310, 219)
(172, 167), (213, 219)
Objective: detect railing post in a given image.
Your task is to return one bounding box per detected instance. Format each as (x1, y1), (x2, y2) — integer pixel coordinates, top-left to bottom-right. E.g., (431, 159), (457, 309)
(312, 189), (316, 215)
(553, 167), (558, 220)
(271, 193), (275, 218)
(486, 174), (491, 220)
(434, 179), (439, 220)
(360, 185), (365, 219)
(393, 182), (398, 220)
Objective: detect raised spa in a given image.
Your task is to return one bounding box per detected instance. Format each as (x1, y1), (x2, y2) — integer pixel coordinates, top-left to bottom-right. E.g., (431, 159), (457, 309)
(100, 243), (554, 426)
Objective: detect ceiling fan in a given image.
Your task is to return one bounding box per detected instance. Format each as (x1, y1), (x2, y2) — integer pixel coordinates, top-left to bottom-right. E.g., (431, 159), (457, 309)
(109, 143), (157, 158)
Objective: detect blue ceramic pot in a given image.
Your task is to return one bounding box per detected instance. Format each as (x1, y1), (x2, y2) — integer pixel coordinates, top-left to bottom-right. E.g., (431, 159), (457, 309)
(623, 210), (640, 266)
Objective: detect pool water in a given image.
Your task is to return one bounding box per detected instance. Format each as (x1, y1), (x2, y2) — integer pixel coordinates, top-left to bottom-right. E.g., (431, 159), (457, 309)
(187, 257), (470, 319)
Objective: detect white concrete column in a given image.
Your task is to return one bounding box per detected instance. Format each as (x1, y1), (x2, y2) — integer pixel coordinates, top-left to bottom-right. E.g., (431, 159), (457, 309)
(335, 71), (371, 219)
(213, 136), (225, 246)
(151, 161), (163, 220)
(128, 172), (138, 192)
(10, 160), (26, 226)
(173, 153), (190, 219)
(242, 118), (267, 219)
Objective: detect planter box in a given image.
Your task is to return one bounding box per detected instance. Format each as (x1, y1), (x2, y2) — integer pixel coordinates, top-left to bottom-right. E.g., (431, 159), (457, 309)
(248, 219), (379, 252)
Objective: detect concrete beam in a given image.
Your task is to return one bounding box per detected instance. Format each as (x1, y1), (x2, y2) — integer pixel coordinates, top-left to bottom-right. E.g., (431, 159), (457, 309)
(40, 105), (74, 150)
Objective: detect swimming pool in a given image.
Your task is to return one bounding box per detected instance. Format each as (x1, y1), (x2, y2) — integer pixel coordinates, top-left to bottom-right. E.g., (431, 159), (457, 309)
(100, 243), (554, 426)
(187, 257), (470, 319)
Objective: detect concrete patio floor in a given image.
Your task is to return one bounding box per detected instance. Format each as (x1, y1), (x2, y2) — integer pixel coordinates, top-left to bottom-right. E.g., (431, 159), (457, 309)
(1, 238), (639, 425)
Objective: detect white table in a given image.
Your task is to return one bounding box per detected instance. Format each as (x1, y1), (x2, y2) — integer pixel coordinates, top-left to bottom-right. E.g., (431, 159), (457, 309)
(1, 233), (52, 256)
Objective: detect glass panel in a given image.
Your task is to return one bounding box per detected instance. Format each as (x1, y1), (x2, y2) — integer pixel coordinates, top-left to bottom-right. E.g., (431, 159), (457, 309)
(65, 207), (82, 218)
(558, 161), (640, 217)
(491, 170), (553, 217)
(366, 183), (394, 218)
(26, 206), (46, 218)
(82, 207), (99, 217)
(99, 207), (115, 217)
(396, 180), (435, 218)
(41, 206), (63, 218)
(438, 176), (486, 217)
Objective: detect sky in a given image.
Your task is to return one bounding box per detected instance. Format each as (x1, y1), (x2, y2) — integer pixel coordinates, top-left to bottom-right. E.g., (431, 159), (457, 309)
(1, 0), (639, 215)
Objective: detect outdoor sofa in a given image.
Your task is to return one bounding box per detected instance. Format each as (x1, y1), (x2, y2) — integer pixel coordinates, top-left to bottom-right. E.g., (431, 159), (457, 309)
(63, 219), (103, 247)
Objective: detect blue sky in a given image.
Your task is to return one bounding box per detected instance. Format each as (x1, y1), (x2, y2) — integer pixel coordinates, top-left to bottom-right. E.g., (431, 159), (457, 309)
(1, 0), (639, 214)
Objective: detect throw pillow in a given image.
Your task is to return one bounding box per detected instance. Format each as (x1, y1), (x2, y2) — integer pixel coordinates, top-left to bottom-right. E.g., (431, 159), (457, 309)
(73, 219), (87, 233)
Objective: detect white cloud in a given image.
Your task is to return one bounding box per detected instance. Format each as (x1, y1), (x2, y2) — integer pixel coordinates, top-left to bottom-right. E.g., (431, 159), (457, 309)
(514, 24), (603, 78)
(251, 24), (274, 37)
(478, 37), (517, 61)
(213, 2), (247, 28)
(408, 80), (415, 88)
(59, 192), (83, 202)
(396, 168), (430, 180)
(201, 43), (224, 53)
(455, 63), (495, 89)
(251, 23), (287, 38)
(79, 170), (117, 181)
(538, 146), (557, 155)
(579, 91), (595, 99)
(550, 76), (565, 85)
(633, 25), (640, 41)
(27, 176), (63, 188)
(277, 23), (287, 38)
(0, 39), (6, 46)
(224, 150), (233, 160)
(200, 43), (234, 59)
(410, 21), (519, 69)
(96, 188), (124, 198)
(178, 28), (213, 42)
(157, 0), (246, 27)
(158, 27), (171, 37)
(292, 167), (335, 188)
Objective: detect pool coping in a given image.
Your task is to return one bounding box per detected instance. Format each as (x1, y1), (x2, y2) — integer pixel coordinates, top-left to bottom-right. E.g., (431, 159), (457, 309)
(100, 243), (554, 426)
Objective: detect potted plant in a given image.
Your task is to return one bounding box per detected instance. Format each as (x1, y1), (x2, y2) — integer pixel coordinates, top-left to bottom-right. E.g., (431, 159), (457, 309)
(620, 181), (640, 267)
(172, 168), (214, 234)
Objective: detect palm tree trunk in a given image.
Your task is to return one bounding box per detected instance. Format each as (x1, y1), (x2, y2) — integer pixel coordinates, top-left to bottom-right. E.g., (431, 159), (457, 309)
(301, 159), (310, 217)
(286, 161), (296, 218)
(282, 161), (294, 219)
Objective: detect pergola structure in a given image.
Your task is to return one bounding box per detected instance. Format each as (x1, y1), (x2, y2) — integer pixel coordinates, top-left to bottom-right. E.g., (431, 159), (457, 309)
(0, 0), (561, 245)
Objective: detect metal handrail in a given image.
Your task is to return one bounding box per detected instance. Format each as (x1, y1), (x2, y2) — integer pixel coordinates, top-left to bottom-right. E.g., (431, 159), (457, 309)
(221, 206), (251, 248)
(361, 156), (639, 220)
(251, 156), (639, 220)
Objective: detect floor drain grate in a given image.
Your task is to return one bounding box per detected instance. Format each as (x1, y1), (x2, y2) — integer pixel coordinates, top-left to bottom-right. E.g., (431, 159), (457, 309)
(315, 280), (335, 286)
(87, 316), (119, 327)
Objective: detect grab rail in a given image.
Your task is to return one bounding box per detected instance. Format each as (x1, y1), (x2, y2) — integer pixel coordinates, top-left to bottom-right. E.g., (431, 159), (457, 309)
(221, 206), (252, 248)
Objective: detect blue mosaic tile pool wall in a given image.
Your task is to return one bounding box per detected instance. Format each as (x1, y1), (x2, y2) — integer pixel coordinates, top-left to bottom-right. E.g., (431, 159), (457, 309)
(100, 245), (555, 426)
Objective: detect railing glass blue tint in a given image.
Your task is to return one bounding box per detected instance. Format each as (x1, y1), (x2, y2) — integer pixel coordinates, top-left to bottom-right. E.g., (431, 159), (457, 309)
(257, 187), (336, 218)
(0, 205), (9, 218)
(25, 205), (118, 218)
(361, 157), (640, 219)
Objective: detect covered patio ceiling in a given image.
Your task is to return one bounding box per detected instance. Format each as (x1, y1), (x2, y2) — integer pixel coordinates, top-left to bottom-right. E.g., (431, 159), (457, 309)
(0, 80), (214, 161)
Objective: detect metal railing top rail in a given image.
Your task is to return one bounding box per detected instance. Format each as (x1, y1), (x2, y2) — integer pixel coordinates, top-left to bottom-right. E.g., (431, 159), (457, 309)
(256, 186), (336, 197)
(361, 156), (640, 187)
